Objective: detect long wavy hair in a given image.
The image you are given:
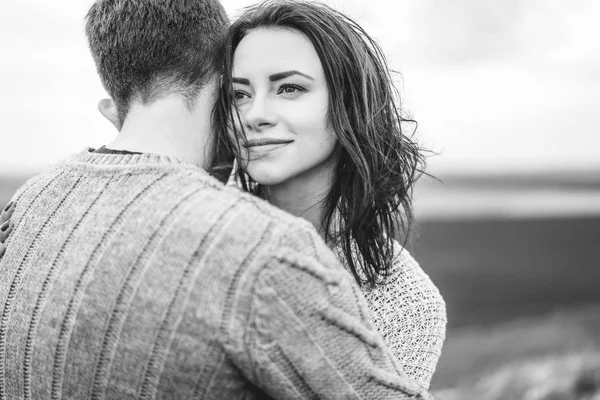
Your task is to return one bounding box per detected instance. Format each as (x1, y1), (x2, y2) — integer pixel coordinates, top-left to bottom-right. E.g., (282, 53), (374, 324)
(212, 0), (426, 288)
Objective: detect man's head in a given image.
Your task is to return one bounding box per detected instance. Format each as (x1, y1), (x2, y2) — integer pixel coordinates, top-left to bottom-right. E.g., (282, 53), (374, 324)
(86, 0), (229, 124)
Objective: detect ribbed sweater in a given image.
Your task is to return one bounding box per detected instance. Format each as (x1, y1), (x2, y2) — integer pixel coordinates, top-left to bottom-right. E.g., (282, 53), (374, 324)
(0, 150), (431, 400)
(229, 173), (447, 389)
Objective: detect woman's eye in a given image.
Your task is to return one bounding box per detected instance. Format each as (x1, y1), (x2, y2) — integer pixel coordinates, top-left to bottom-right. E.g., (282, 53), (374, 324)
(277, 84), (305, 96)
(233, 90), (249, 101)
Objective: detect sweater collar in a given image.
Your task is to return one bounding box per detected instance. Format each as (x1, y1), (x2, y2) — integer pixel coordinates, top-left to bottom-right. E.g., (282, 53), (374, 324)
(70, 147), (202, 169)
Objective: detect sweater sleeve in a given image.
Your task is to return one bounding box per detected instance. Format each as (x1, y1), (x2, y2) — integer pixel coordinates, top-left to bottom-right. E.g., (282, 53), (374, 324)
(362, 243), (447, 389)
(234, 250), (431, 399)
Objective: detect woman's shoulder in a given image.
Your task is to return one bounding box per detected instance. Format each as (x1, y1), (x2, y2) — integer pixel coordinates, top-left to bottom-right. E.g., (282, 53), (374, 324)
(367, 239), (445, 310)
(387, 241), (432, 282)
(365, 240), (447, 390)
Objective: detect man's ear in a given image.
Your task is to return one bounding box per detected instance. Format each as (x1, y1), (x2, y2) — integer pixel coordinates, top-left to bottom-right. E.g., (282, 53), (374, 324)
(98, 98), (122, 131)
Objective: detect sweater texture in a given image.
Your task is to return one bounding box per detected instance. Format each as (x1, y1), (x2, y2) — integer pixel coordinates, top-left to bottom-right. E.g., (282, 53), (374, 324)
(0, 150), (431, 399)
(358, 246), (446, 389)
(229, 169), (447, 389)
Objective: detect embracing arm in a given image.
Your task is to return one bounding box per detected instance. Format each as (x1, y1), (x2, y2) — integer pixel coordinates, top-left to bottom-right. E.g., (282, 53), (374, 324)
(226, 249), (431, 399)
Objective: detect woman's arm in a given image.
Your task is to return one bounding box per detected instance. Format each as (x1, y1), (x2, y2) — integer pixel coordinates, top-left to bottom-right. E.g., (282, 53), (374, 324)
(361, 243), (447, 389)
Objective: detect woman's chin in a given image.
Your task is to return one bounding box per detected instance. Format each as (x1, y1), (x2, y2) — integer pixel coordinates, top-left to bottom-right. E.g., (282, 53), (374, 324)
(245, 166), (287, 186)
(249, 174), (287, 187)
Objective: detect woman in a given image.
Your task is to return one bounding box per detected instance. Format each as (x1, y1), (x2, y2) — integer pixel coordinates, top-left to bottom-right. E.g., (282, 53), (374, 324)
(213, 0), (447, 390)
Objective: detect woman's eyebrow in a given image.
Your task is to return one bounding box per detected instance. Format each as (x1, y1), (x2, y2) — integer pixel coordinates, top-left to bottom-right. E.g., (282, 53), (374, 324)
(232, 77), (250, 85)
(269, 71), (314, 82)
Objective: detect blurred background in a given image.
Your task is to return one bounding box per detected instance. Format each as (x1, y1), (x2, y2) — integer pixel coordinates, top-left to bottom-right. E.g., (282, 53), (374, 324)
(1, 0), (599, 398)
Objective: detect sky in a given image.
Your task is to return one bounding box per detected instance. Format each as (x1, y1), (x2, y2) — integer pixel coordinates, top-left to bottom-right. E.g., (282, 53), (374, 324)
(1, 0), (599, 176)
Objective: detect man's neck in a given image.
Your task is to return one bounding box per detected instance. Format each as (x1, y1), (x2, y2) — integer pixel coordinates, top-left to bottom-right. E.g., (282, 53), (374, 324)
(107, 94), (215, 169)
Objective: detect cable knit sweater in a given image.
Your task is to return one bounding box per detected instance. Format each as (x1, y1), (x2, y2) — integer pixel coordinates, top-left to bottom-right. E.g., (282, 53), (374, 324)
(0, 150), (431, 400)
(231, 178), (447, 389)
(321, 226), (446, 390)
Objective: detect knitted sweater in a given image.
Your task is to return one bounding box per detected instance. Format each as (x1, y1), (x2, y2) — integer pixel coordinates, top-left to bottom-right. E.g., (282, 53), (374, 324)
(357, 246), (446, 389)
(0, 150), (430, 400)
(230, 176), (446, 389)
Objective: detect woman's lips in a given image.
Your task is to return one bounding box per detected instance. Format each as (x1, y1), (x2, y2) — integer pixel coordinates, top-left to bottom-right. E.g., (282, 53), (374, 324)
(243, 139), (293, 148)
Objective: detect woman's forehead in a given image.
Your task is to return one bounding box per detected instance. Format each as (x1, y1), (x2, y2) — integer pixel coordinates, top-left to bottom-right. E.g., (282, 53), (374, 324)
(232, 28), (323, 77)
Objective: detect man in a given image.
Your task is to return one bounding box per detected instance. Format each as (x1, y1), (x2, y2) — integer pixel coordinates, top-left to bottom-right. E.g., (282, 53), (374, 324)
(0, 203), (13, 258)
(0, 0), (430, 398)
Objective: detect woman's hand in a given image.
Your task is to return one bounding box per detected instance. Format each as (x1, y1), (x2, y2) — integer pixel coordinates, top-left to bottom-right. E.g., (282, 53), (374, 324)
(0, 201), (15, 258)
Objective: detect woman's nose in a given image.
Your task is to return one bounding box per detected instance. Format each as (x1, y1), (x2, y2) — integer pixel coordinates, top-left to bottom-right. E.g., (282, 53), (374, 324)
(244, 96), (275, 131)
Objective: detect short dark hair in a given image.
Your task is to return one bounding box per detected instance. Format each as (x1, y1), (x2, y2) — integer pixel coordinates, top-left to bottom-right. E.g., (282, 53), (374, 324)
(85, 0), (229, 122)
(216, 0), (427, 288)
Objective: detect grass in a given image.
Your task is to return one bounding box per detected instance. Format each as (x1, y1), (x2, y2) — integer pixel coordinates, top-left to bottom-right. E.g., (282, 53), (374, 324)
(431, 303), (600, 389)
(412, 216), (600, 397)
(435, 351), (600, 400)
(412, 216), (600, 329)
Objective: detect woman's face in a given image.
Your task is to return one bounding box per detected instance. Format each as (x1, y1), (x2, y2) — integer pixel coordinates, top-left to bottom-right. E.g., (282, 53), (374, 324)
(231, 28), (338, 187)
